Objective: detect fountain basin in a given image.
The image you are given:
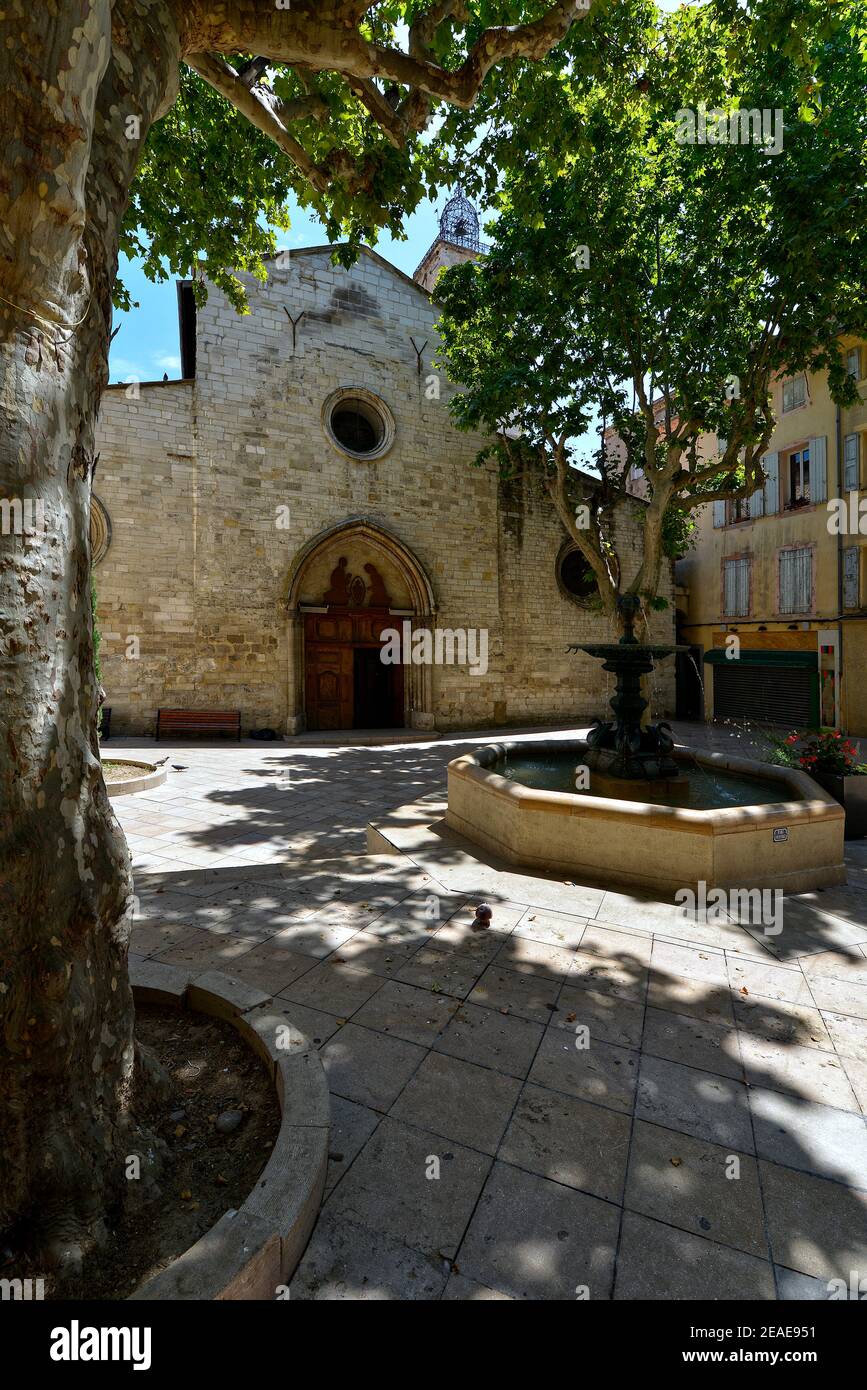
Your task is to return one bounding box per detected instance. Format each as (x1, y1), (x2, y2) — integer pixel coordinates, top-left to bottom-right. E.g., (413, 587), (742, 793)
(446, 741), (845, 894)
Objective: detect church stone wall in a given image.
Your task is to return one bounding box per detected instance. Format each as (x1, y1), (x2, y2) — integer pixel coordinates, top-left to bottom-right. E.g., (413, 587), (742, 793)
(93, 246), (674, 737)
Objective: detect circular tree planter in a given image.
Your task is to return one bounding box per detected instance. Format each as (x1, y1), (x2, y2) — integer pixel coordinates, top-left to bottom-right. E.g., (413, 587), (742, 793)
(103, 758), (167, 798)
(127, 959), (328, 1300)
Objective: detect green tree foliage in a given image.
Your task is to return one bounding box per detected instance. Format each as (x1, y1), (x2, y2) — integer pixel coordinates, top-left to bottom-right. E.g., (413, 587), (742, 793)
(435, 0), (867, 620)
(117, 2), (587, 312)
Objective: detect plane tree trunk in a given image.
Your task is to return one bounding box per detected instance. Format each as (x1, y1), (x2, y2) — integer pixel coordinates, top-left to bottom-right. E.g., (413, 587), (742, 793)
(0, 1), (179, 1272)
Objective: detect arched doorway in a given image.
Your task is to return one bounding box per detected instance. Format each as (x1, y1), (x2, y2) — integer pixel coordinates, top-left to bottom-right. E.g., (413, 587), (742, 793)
(284, 519), (437, 734)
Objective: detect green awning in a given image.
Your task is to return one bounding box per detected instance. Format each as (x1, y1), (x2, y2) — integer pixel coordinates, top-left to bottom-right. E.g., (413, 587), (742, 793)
(704, 648), (818, 670)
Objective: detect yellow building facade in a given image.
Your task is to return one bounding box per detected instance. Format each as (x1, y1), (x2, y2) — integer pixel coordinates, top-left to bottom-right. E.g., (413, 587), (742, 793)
(677, 339), (867, 734)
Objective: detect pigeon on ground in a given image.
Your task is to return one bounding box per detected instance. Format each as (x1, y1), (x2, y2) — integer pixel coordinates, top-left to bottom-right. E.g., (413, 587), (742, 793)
(171, 764), (188, 771)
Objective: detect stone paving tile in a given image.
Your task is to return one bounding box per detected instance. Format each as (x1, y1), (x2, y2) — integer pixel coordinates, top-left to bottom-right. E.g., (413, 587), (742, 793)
(808, 976), (867, 1020)
(733, 994), (835, 1053)
(225, 940), (318, 993)
(739, 1034), (860, 1112)
(726, 957), (815, 1007)
(528, 1027), (639, 1115)
(568, 948), (648, 1003)
(394, 946), (483, 999)
(152, 929), (254, 971)
(319, 1023), (426, 1111)
(441, 1273), (513, 1300)
(129, 921), (204, 957)
(749, 1087), (867, 1189)
(512, 908), (589, 949)
(390, 1052), (522, 1156)
(614, 1211), (775, 1301)
(424, 918), (509, 963)
(642, 1007), (743, 1081)
(552, 984), (645, 1050)
(491, 934), (576, 981)
(759, 1159), (867, 1282)
(277, 1001), (342, 1048)
(433, 1001), (544, 1079)
(801, 948), (867, 986)
(290, 1211), (449, 1300)
(646, 974), (736, 1028)
(596, 892), (688, 935)
(637, 1055), (754, 1152)
(775, 1267), (836, 1300)
(268, 920), (359, 959)
(624, 1120), (766, 1257)
(839, 1054), (867, 1113)
(457, 1160), (620, 1300)
(329, 931), (423, 979)
(278, 960), (383, 1017)
(652, 939), (729, 987)
(351, 980), (460, 1047)
(467, 963), (563, 1025)
(324, 1096), (382, 1195)
(581, 923), (654, 964)
(499, 1082), (631, 1203)
(323, 1117), (491, 1259)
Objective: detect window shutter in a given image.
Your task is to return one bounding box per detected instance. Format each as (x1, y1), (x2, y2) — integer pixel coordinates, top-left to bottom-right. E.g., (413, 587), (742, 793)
(724, 560), (736, 614)
(737, 558), (749, 615)
(780, 547), (812, 613)
(844, 547), (859, 609)
(844, 434), (860, 491)
(764, 452), (779, 513)
(712, 500), (726, 528)
(780, 549), (795, 612)
(750, 485), (765, 518)
(809, 435), (827, 503)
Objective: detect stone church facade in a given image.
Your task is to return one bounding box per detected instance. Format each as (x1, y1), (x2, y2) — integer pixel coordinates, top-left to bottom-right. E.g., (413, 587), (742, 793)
(92, 197), (674, 737)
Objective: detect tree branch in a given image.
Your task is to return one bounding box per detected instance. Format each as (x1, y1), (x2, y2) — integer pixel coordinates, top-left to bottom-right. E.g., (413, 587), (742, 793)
(180, 2), (587, 108)
(186, 53), (332, 192)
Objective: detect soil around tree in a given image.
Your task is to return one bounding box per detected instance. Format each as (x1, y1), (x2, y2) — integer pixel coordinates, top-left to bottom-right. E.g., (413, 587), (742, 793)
(40, 1003), (280, 1300)
(101, 759), (155, 782)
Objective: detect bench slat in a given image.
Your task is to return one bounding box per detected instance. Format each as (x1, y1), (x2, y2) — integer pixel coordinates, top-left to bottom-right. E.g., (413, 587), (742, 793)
(157, 708), (241, 741)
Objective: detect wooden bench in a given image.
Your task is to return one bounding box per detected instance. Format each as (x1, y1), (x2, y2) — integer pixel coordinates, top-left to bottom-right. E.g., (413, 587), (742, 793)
(156, 708), (241, 742)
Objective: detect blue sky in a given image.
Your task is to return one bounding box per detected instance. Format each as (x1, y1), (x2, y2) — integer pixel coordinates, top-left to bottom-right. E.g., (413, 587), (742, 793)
(108, 0), (689, 387)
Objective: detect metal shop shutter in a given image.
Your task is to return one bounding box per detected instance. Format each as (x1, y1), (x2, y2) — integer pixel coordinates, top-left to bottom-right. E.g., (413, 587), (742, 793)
(713, 662), (814, 725)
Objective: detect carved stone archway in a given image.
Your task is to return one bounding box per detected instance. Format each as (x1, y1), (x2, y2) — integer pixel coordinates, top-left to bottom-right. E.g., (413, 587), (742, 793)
(90, 495), (111, 566)
(284, 518), (437, 735)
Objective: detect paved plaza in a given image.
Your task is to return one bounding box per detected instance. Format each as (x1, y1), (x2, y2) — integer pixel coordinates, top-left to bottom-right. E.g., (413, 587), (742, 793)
(116, 724), (867, 1300)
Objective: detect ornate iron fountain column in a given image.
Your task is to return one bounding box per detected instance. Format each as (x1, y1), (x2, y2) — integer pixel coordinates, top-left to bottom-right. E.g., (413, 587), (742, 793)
(569, 593), (685, 781)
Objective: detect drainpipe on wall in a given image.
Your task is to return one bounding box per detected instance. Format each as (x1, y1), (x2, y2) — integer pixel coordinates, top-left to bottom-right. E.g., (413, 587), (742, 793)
(836, 402), (845, 730)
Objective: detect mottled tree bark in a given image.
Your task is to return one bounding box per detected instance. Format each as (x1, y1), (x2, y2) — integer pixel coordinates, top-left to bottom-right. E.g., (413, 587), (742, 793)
(0, 0), (179, 1270)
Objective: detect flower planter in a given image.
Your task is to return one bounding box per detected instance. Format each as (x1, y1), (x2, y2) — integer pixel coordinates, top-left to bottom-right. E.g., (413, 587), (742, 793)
(810, 770), (867, 840)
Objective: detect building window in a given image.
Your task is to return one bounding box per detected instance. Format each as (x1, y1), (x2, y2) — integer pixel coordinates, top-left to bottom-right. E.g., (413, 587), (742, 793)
(779, 546), (812, 614)
(782, 375), (807, 412)
(556, 543), (598, 605)
(727, 496), (751, 524)
(843, 547), (860, 609)
(322, 387), (395, 461)
(844, 433), (860, 491)
(785, 446), (810, 508)
(723, 556), (749, 617)
(847, 347), (862, 381)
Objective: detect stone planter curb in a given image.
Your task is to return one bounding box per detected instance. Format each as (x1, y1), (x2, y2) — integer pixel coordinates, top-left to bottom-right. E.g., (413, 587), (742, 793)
(104, 758), (168, 797)
(128, 959), (328, 1300)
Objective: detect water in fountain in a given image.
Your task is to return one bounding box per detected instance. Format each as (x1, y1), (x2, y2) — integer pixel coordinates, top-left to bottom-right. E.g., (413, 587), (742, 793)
(494, 745), (795, 811)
